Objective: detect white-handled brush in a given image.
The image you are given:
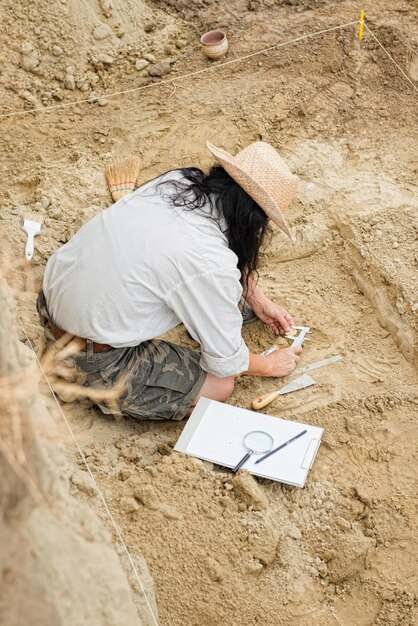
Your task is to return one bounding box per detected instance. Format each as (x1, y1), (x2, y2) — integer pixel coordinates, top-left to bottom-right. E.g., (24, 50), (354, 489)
(22, 214), (43, 261)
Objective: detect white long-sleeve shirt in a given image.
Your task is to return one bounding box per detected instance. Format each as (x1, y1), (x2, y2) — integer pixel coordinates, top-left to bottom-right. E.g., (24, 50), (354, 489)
(43, 170), (250, 377)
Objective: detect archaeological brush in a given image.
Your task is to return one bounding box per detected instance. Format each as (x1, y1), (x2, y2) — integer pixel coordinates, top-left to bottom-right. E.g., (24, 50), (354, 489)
(22, 212), (43, 261)
(105, 154), (142, 202)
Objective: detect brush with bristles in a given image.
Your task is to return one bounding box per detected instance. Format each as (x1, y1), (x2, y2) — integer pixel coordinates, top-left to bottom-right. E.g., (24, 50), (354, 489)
(105, 155), (142, 202)
(22, 212), (43, 261)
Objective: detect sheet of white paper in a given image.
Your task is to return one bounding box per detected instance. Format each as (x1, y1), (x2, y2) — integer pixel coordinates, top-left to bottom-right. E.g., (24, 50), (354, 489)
(176, 398), (323, 487)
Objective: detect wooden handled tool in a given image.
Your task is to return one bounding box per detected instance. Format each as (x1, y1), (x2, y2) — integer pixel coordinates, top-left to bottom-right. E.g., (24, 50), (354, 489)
(252, 374), (315, 410)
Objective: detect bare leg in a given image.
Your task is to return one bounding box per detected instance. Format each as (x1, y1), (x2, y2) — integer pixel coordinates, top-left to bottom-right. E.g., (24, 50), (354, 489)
(186, 373), (235, 416)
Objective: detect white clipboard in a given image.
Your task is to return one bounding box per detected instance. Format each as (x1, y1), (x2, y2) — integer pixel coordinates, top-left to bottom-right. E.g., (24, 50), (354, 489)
(175, 398), (323, 488)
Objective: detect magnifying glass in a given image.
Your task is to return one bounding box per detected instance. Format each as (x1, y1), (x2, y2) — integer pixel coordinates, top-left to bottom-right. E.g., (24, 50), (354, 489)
(232, 430), (274, 473)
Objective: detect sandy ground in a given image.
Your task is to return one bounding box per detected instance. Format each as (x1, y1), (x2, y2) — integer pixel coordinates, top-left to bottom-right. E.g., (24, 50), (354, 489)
(1, 0), (417, 624)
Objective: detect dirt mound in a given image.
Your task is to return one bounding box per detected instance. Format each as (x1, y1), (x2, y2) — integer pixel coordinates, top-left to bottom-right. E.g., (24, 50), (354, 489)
(0, 0), (188, 111)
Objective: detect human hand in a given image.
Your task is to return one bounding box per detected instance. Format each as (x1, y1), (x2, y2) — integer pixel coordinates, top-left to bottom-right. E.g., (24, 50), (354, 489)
(265, 346), (302, 377)
(254, 299), (294, 336)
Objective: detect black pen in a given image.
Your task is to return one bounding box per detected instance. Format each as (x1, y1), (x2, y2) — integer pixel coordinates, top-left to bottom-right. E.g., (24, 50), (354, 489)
(255, 429), (307, 464)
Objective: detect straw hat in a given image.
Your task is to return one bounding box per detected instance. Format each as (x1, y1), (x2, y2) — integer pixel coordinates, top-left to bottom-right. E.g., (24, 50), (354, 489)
(206, 140), (298, 240)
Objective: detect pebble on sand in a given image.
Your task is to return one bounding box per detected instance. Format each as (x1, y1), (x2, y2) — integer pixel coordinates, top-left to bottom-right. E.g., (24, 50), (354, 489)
(65, 75), (76, 90)
(135, 59), (149, 71)
(148, 61), (171, 78)
(93, 23), (112, 41)
(231, 472), (269, 511)
(71, 470), (96, 495)
(119, 496), (139, 514)
(97, 53), (115, 65)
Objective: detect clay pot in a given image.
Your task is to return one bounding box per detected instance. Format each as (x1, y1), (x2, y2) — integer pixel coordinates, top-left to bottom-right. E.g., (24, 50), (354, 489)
(200, 30), (228, 60)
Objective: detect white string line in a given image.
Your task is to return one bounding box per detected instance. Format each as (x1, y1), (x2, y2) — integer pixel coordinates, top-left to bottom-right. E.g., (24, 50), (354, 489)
(15, 313), (159, 626)
(0, 20), (359, 121)
(364, 23), (418, 93)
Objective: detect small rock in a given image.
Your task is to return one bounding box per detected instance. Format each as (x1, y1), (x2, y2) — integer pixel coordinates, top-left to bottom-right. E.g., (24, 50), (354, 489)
(392, 241), (399, 249)
(21, 42), (34, 55)
(286, 525), (302, 540)
(328, 527), (374, 583)
(354, 485), (372, 506)
(119, 496), (139, 514)
(52, 45), (63, 57)
(148, 61), (171, 78)
(375, 399), (385, 413)
(244, 558), (264, 574)
(97, 52), (114, 65)
(93, 24), (111, 41)
(40, 196), (50, 209)
(64, 74), (76, 90)
(336, 516), (351, 530)
(98, 97), (109, 106)
(204, 557), (224, 582)
(164, 45), (177, 56)
(119, 468), (132, 481)
(71, 470), (96, 495)
(118, 446), (134, 459)
(135, 59), (149, 71)
(232, 471), (269, 511)
(53, 86), (65, 100)
(159, 504), (183, 520)
(317, 562), (328, 578)
(395, 296), (406, 315)
(144, 53), (156, 63)
(144, 21), (157, 33)
(20, 51), (40, 72)
(100, 0), (113, 17)
(250, 524), (279, 565)
(156, 443), (172, 456)
(133, 484), (159, 510)
(20, 90), (37, 106)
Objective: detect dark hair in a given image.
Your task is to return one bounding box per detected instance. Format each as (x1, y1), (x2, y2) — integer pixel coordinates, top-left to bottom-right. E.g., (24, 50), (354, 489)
(159, 166), (269, 282)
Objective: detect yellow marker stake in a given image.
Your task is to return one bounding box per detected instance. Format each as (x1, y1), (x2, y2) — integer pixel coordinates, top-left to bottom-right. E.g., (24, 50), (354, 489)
(359, 10), (365, 40)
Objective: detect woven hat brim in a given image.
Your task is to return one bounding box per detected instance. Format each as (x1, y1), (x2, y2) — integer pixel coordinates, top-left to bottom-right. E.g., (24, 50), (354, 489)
(207, 142), (294, 240)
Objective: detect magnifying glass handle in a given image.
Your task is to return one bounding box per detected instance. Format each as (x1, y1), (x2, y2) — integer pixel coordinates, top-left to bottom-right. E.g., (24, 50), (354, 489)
(233, 451), (252, 473)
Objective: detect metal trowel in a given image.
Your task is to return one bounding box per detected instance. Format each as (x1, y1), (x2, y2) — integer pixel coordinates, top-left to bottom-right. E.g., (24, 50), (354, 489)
(251, 374), (315, 410)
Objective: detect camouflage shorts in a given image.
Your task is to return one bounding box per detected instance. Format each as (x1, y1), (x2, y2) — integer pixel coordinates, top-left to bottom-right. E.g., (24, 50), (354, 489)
(38, 294), (256, 422)
(72, 340), (207, 421)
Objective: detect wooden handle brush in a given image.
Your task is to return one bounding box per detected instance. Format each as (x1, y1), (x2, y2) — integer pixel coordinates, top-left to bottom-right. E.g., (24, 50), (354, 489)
(105, 155), (142, 202)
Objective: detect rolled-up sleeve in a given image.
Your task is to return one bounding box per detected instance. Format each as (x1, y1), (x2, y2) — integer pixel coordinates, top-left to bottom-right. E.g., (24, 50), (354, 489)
(166, 269), (250, 377)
